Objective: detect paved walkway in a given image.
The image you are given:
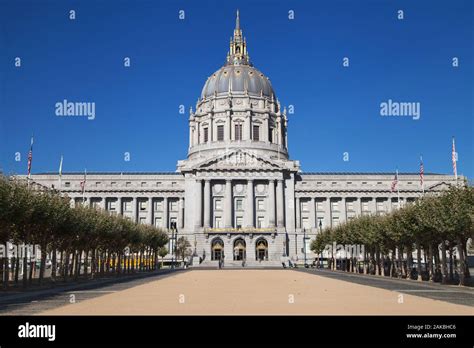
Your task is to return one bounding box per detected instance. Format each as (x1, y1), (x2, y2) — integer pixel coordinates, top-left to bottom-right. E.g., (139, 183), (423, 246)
(36, 269), (473, 315)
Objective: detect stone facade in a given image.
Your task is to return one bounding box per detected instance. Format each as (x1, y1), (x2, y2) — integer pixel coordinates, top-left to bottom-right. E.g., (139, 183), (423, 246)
(28, 12), (459, 265)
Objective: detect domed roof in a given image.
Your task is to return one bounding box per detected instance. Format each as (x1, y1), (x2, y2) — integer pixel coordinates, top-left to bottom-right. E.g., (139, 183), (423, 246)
(201, 65), (274, 99)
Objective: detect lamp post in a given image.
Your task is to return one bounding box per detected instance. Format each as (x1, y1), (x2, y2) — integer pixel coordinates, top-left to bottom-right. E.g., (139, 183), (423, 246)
(319, 220), (323, 269)
(303, 228), (307, 267)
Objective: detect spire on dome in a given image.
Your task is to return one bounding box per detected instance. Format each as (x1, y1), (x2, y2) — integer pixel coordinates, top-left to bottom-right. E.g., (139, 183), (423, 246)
(226, 10), (251, 66)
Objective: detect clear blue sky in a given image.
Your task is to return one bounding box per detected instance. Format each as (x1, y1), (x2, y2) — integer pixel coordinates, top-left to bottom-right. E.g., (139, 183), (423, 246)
(1, 0), (472, 178)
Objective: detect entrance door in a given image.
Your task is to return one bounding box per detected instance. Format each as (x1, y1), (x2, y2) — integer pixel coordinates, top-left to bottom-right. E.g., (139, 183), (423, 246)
(233, 238), (246, 261)
(211, 238), (224, 261)
(255, 239), (268, 261)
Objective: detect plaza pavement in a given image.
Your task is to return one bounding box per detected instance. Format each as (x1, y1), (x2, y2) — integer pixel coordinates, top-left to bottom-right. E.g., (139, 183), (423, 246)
(37, 269), (474, 315)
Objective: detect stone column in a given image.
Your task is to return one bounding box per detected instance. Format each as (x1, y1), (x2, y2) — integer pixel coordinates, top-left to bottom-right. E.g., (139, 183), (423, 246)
(325, 198), (331, 228)
(263, 116), (269, 143)
(224, 179), (233, 228)
(131, 197), (137, 223)
(268, 179), (276, 227)
(178, 197), (184, 229)
(117, 197), (122, 215)
(340, 197), (347, 223)
(203, 180), (211, 228)
(310, 197), (316, 228)
(101, 198), (107, 211)
(147, 197), (153, 225)
(355, 197), (361, 217)
(276, 179), (284, 228)
(370, 197), (377, 215)
(194, 180), (202, 228)
(163, 197), (169, 229)
(245, 179), (254, 227)
(295, 197), (301, 229)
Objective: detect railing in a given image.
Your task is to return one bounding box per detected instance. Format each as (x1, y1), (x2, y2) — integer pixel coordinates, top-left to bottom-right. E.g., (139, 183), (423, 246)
(204, 227), (276, 234)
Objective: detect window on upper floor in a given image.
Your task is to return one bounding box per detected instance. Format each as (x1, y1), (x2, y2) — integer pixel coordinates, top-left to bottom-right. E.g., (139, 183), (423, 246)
(331, 201), (339, 211)
(214, 199), (222, 210)
(203, 127), (209, 143)
(269, 128), (273, 143)
(170, 200), (178, 211)
(235, 124), (242, 141)
(235, 199), (243, 211)
(257, 199), (264, 211)
(253, 125), (260, 141)
(301, 201), (308, 211)
(217, 125), (224, 141)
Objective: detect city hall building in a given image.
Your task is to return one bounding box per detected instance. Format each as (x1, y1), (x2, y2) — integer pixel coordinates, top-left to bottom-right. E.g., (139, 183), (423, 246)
(29, 13), (457, 266)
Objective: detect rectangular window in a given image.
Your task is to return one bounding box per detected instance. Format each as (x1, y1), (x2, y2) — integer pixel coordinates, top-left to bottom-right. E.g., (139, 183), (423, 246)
(235, 124), (242, 141)
(203, 127), (209, 142)
(126, 182), (131, 187)
(257, 199), (264, 211)
(253, 125), (260, 141)
(301, 201), (308, 211)
(376, 201), (385, 211)
(65, 182), (71, 187)
(139, 217), (147, 225)
(139, 201), (147, 211)
(108, 200), (116, 211)
(155, 217), (162, 228)
(215, 216), (222, 228)
(347, 201), (354, 211)
(362, 201), (369, 211)
(124, 201), (132, 212)
(141, 182), (147, 187)
(96, 182), (101, 187)
(111, 182), (117, 187)
(302, 217), (310, 229)
(214, 199), (222, 210)
(331, 201), (339, 212)
(170, 201), (178, 211)
(316, 201), (324, 211)
(217, 125), (224, 141)
(236, 216), (243, 229)
(269, 128), (273, 143)
(155, 200), (163, 211)
(257, 216), (264, 228)
(235, 199), (243, 211)
(332, 216), (339, 226)
(317, 217), (324, 229)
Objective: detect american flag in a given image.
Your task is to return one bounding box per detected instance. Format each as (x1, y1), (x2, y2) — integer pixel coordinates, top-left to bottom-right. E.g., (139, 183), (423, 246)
(391, 170), (398, 192)
(27, 136), (34, 178)
(420, 155), (424, 193)
(80, 169), (87, 194)
(452, 137), (457, 181)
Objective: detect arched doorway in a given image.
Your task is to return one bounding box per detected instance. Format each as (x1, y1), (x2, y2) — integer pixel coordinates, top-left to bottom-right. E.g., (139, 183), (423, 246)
(255, 238), (268, 261)
(233, 238), (246, 261)
(211, 238), (224, 261)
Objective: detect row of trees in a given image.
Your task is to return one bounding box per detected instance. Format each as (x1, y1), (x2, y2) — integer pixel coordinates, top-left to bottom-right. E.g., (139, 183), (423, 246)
(310, 186), (473, 285)
(0, 176), (169, 289)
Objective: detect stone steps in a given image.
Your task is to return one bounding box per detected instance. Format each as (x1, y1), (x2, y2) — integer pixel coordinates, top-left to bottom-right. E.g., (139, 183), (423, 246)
(194, 260), (283, 269)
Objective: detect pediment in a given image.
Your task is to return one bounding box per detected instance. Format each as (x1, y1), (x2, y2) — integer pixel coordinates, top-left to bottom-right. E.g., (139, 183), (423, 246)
(196, 149), (283, 170)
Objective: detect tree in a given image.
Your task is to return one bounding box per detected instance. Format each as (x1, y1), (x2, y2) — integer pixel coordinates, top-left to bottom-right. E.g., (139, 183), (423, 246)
(158, 247), (168, 269)
(175, 236), (192, 264)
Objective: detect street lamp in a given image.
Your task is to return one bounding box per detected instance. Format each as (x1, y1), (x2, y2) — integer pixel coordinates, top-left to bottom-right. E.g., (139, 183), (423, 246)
(303, 228), (307, 267)
(319, 220), (323, 269)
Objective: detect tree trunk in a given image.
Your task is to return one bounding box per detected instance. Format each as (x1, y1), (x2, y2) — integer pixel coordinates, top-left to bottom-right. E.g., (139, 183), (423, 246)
(448, 247), (454, 281)
(51, 248), (57, 282)
(457, 240), (466, 286)
(462, 240), (470, 278)
(407, 245), (413, 280)
(428, 244), (434, 282)
(38, 243), (47, 285)
(440, 242), (447, 284)
(416, 243), (422, 281)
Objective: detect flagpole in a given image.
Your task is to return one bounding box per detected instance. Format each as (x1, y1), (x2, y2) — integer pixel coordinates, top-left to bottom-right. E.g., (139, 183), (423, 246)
(420, 155), (425, 196)
(58, 155), (63, 193)
(396, 169), (400, 208)
(27, 135), (34, 189)
(82, 169), (87, 204)
(452, 136), (458, 185)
